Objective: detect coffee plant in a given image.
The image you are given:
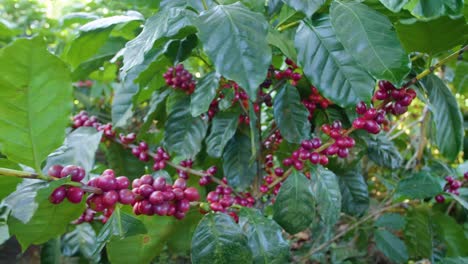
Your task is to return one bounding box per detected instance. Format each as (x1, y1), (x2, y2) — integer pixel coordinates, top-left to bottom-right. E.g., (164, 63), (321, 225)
(0, 0), (467, 263)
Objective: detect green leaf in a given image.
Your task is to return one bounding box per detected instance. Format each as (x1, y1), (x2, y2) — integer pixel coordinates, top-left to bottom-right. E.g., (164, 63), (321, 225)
(164, 34), (198, 64)
(219, 0), (265, 12)
(79, 14), (143, 32)
(196, 2), (271, 99)
(396, 172), (442, 199)
(273, 170), (315, 234)
(223, 133), (257, 190)
(106, 215), (173, 264)
(103, 142), (146, 179)
(395, 16), (468, 55)
(450, 193), (468, 210)
(375, 229), (409, 263)
(454, 61), (468, 94)
(330, 1), (411, 84)
(41, 238), (61, 264)
(191, 213), (252, 264)
(282, 0), (326, 17)
(439, 257), (468, 264)
(112, 66), (142, 128)
(310, 166), (341, 227)
(267, 27), (297, 61)
(144, 88), (172, 124)
(421, 74), (463, 161)
(190, 72), (221, 117)
(238, 208), (290, 264)
(62, 223), (97, 260)
(404, 205), (433, 259)
(433, 212), (468, 257)
(0, 159), (22, 201)
(206, 111), (239, 158)
(338, 168), (369, 216)
(43, 127), (102, 178)
(295, 16), (375, 107)
(274, 84), (311, 143)
(375, 213), (406, 231)
(366, 134), (403, 169)
(0, 206), (10, 245)
(122, 8), (196, 73)
(166, 209), (203, 254)
(0, 38), (72, 172)
(164, 96), (209, 159)
(408, 0), (464, 19)
(379, 0), (410, 12)
(7, 178), (85, 249)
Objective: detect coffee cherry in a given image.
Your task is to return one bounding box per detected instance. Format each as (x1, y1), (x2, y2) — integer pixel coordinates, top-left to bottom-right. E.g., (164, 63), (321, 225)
(435, 194), (445, 203)
(309, 152), (320, 164)
(102, 190), (119, 207)
(352, 118), (366, 129)
(184, 187), (200, 201)
(364, 120), (381, 134)
(152, 177), (166, 191)
(139, 174), (154, 185)
(176, 199), (190, 213)
(319, 155), (329, 165)
(96, 175), (117, 191)
(356, 101), (367, 114)
(49, 186), (67, 204)
(139, 184), (154, 198)
(118, 189), (136, 205)
(67, 187), (84, 204)
(48, 165), (63, 178)
(102, 169), (115, 178)
(173, 178), (187, 189)
(260, 185), (269, 193)
(450, 180), (462, 190)
(464, 172), (468, 180)
(116, 176), (130, 189)
(445, 176), (454, 183)
(149, 191), (165, 205)
(274, 167), (284, 176)
(61, 165), (86, 182)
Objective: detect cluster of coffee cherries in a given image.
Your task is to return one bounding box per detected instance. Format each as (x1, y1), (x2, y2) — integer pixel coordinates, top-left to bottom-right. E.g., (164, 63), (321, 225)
(263, 130), (283, 150)
(177, 159), (193, 179)
(352, 102), (387, 134)
(322, 121), (356, 158)
(119, 132), (136, 145)
(302, 86), (332, 120)
(75, 80), (93, 88)
(131, 141), (150, 162)
(48, 165), (86, 204)
(374, 80), (416, 115)
(163, 64), (196, 94)
(282, 137), (328, 171)
(72, 111), (115, 139)
(152, 147), (171, 171)
(435, 172), (467, 203)
(131, 176), (200, 219)
(198, 166), (216, 186)
(274, 58), (302, 86)
(259, 165), (284, 195)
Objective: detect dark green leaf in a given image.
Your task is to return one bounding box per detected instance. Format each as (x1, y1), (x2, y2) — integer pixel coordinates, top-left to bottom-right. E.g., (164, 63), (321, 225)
(164, 34), (198, 64)
(196, 2), (271, 99)
(375, 213), (406, 231)
(421, 74), (463, 161)
(396, 172), (442, 199)
(439, 257), (468, 264)
(375, 229), (409, 263)
(295, 16), (375, 107)
(206, 111), (239, 158)
(433, 212), (468, 257)
(330, 1), (411, 83)
(408, 0), (463, 19)
(239, 208), (290, 264)
(310, 166), (341, 227)
(0, 38), (72, 172)
(191, 213), (252, 264)
(267, 27), (297, 61)
(395, 16), (468, 55)
(0, 159), (22, 201)
(223, 133), (257, 190)
(404, 205), (433, 259)
(41, 238), (61, 264)
(103, 142), (146, 179)
(274, 84), (311, 143)
(338, 168), (369, 216)
(62, 223), (97, 260)
(167, 209), (203, 254)
(190, 72), (221, 117)
(454, 61), (468, 94)
(282, 0), (325, 17)
(112, 65), (143, 128)
(273, 170), (315, 234)
(366, 134), (403, 169)
(378, 0), (410, 12)
(450, 193), (468, 210)
(144, 89), (172, 124)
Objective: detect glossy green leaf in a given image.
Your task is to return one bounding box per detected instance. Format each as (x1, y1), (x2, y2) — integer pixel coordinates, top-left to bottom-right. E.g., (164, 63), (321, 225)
(191, 213), (252, 264)
(206, 111), (239, 158)
(219, 0), (265, 12)
(454, 61), (468, 94)
(122, 8), (196, 73)
(164, 97), (209, 159)
(330, 1), (411, 83)
(267, 27), (297, 61)
(167, 209), (203, 254)
(274, 84), (311, 143)
(282, 0), (325, 17)
(396, 172), (442, 199)
(395, 16), (468, 55)
(433, 212), (468, 257)
(379, 0), (410, 12)
(239, 208), (290, 264)
(223, 133), (257, 190)
(164, 34), (198, 64)
(404, 205), (433, 259)
(0, 38), (72, 172)
(103, 142), (146, 179)
(450, 193), (468, 210)
(375, 213), (406, 231)
(190, 72), (221, 117)
(273, 170), (315, 234)
(160, 0), (215, 12)
(0, 159), (22, 201)
(43, 127), (102, 179)
(366, 134), (403, 169)
(408, 0), (463, 19)
(41, 238), (61, 264)
(421, 74), (463, 161)
(338, 168), (369, 216)
(144, 89), (172, 124)
(62, 223), (97, 260)
(375, 229), (409, 263)
(7, 178), (85, 249)
(310, 166), (341, 227)
(295, 16), (375, 107)
(196, 2), (271, 99)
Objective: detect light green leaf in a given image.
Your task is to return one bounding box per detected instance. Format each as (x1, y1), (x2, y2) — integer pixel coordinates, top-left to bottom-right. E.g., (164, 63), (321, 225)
(295, 16), (375, 107)
(375, 229), (409, 263)
(396, 172), (442, 199)
(190, 72), (220, 117)
(0, 38), (72, 172)
(330, 1), (411, 83)
(206, 111), (239, 158)
(282, 0), (326, 17)
(0, 159), (22, 201)
(310, 166), (341, 227)
(223, 133), (257, 190)
(196, 2), (271, 99)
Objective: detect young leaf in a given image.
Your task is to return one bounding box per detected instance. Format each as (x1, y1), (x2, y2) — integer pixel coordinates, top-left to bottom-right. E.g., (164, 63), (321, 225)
(205, 111), (240, 158)
(273, 84), (311, 143)
(375, 229), (409, 263)
(338, 168), (369, 216)
(191, 213), (252, 264)
(222, 133), (257, 190)
(282, 0), (326, 17)
(273, 170), (315, 234)
(0, 38), (72, 172)
(164, 97), (209, 159)
(295, 16), (375, 107)
(396, 172), (442, 199)
(421, 74), (463, 161)
(309, 166), (342, 227)
(196, 2), (271, 99)
(330, 1), (411, 83)
(366, 134), (403, 169)
(190, 72), (221, 117)
(238, 208), (290, 264)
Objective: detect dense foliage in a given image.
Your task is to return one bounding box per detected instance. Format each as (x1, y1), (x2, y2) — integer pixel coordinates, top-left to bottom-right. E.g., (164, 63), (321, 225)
(0, 0), (467, 263)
